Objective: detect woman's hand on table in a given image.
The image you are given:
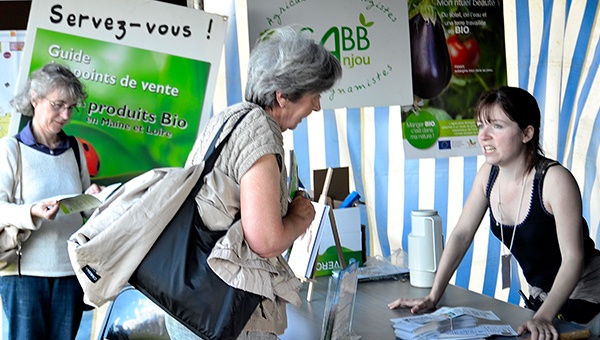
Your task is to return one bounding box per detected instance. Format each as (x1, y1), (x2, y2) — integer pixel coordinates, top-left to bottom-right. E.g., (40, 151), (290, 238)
(387, 296), (436, 314)
(517, 317), (558, 340)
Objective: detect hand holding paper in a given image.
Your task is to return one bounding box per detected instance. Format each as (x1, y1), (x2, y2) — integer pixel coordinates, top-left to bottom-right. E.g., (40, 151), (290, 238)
(49, 182), (122, 215)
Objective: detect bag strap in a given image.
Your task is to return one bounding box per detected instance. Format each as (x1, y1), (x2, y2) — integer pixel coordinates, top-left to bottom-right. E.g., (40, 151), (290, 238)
(12, 137), (25, 276)
(68, 135), (82, 173)
(195, 113), (249, 196)
(202, 113), (247, 162)
(12, 137), (23, 205)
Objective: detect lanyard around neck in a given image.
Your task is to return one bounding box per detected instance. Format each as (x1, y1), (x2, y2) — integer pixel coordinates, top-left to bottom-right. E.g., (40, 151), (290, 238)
(497, 172), (529, 254)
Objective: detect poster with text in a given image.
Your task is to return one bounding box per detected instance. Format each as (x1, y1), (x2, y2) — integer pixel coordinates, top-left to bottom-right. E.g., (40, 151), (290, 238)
(10, 0), (227, 184)
(402, 0), (506, 159)
(247, 0), (414, 109)
(0, 31), (26, 138)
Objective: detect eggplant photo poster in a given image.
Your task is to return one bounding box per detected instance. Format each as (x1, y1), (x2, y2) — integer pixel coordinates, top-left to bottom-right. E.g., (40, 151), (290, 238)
(402, 0), (507, 159)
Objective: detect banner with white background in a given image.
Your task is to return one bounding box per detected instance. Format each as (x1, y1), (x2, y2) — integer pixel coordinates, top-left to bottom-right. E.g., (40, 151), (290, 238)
(247, 0), (413, 109)
(10, 0), (227, 184)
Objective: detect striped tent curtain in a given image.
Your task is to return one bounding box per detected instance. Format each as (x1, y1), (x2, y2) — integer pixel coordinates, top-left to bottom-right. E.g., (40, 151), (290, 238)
(205, 0), (600, 305)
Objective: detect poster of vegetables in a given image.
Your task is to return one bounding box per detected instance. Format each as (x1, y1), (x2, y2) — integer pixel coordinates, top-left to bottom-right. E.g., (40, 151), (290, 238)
(402, 0), (506, 159)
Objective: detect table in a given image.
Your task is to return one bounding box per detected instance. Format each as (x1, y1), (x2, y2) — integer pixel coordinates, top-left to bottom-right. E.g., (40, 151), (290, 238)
(280, 275), (586, 339)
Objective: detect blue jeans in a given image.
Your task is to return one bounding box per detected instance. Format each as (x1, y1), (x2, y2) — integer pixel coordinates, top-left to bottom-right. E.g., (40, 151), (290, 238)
(0, 275), (85, 340)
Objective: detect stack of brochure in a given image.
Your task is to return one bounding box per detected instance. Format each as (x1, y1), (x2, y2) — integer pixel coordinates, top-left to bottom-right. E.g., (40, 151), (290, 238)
(391, 306), (517, 339)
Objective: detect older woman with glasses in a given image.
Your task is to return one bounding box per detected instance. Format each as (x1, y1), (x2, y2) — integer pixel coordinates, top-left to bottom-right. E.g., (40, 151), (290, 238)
(0, 62), (102, 339)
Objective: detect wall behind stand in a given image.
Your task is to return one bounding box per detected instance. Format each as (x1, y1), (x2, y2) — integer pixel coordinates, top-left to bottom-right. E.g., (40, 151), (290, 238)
(0, 1), (31, 30)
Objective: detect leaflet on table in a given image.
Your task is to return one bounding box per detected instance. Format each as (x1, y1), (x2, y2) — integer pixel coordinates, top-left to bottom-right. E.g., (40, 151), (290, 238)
(390, 306), (515, 340)
(287, 202), (329, 279)
(440, 324), (518, 338)
(432, 306), (501, 320)
(48, 182), (122, 215)
(393, 315), (477, 339)
(357, 261), (409, 282)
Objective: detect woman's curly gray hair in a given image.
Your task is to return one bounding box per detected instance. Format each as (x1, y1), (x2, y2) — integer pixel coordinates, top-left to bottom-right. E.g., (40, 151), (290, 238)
(245, 26), (342, 108)
(12, 62), (87, 117)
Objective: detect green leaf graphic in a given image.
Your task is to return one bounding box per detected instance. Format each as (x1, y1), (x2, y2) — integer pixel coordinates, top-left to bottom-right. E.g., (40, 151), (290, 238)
(359, 13), (374, 27)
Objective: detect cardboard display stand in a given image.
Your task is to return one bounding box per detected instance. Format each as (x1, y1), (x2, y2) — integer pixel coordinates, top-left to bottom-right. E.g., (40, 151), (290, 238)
(313, 167), (364, 278)
(306, 168), (346, 302)
(286, 166), (349, 301)
(315, 206), (362, 277)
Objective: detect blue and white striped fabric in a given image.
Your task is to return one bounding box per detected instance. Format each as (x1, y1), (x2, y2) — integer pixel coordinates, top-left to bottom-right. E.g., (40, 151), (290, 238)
(205, 0), (600, 305)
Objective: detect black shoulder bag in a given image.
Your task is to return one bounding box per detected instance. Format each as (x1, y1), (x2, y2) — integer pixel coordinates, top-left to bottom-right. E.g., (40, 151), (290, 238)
(129, 113), (262, 340)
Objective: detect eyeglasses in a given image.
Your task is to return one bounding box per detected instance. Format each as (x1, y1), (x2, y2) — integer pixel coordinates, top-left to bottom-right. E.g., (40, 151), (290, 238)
(43, 97), (80, 114)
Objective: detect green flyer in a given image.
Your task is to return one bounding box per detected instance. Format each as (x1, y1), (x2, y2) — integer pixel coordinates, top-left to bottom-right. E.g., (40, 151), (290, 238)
(28, 29), (210, 184)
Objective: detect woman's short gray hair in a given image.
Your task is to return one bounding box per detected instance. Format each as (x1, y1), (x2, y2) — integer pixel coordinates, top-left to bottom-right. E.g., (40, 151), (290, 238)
(245, 26), (342, 108)
(12, 62), (87, 117)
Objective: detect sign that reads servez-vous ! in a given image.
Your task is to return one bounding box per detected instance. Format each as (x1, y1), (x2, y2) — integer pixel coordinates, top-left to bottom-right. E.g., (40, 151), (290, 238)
(247, 0), (413, 109)
(11, 0), (227, 184)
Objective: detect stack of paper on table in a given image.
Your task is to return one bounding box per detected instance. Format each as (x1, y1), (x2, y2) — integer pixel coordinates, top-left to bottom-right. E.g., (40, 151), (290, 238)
(357, 256), (408, 282)
(391, 306), (517, 339)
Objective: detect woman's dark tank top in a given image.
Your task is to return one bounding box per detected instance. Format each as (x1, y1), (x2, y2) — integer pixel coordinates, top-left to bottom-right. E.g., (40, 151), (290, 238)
(487, 157), (599, 292)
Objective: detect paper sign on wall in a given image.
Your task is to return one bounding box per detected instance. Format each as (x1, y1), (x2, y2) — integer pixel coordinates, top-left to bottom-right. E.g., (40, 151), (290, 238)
(10, 0), (227, 184)
(402, 0), (507, 159)
(247, 0), (413, 109)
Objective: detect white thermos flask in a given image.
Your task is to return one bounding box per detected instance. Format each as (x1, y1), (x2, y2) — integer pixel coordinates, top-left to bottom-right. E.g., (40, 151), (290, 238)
(408, 210), (444, 288)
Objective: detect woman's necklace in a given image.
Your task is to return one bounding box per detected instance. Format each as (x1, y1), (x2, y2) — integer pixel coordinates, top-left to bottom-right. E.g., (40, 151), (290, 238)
(497, 171), (528, 289)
